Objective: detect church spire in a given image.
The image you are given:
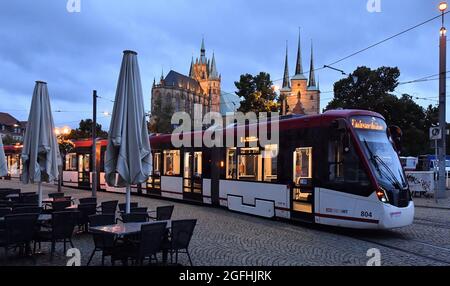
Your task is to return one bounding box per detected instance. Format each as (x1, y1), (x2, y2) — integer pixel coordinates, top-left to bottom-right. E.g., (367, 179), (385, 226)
(282, 41), (290, 89)
(293, 28), (306, 80)
(189, 56), (194, 78)
(200, 37), (207, 64)
(210, 52), (219, 79)
(308, 41), (316, 88)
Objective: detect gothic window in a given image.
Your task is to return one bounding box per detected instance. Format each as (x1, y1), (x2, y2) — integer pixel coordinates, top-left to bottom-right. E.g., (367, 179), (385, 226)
(297, 92), (301, 99)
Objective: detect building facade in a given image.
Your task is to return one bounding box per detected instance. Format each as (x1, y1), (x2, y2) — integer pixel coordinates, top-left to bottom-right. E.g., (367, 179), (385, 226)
(280, 32), (320, 115)
(0, 112), (26, 142)
(151, 39), (221, 121)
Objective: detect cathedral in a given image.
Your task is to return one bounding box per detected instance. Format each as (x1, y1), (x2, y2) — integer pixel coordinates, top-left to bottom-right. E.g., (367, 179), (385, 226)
(151, 39), (221, 120)
(280, 32), (320, 115)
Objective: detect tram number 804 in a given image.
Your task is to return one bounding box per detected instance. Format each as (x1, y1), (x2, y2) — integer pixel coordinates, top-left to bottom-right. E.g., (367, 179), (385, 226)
(361, 211), (373, 218)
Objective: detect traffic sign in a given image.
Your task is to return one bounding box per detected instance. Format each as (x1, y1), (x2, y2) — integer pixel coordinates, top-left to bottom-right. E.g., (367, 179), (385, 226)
(430, 127), (442, 140)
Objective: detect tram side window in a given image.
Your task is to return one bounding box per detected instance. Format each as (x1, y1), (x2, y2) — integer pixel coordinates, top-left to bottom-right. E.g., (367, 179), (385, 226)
(164, 150), (180, 176)
(65, 153), (77, 171)
(226, 148), (237, 179)
(327, 138), (370, 187)
(194, 152), (202, 178)
(263, 144), (278, 182)
(238, 147), (262, 181)
(293, 147), (312, 185)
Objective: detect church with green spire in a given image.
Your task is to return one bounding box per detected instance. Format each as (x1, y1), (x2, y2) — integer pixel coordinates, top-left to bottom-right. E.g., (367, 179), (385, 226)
(279, 30), (320, 115)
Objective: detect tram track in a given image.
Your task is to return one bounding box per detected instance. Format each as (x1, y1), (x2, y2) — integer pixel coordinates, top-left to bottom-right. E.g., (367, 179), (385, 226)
(347, 235), (450, 265)
(414, 218), (450, 230)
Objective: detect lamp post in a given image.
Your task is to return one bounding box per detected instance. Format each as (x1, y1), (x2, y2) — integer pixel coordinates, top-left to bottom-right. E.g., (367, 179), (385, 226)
(438, 2), (448, 200)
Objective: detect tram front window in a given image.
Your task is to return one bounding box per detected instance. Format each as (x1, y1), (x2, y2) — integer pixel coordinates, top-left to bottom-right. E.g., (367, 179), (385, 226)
(351, 116), (408, 194)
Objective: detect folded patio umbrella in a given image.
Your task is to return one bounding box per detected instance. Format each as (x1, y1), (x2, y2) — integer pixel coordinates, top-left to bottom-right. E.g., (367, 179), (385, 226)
(0, 135), (7, 177)
(21, 81), (61, 207)
(105, 50), (152, 213)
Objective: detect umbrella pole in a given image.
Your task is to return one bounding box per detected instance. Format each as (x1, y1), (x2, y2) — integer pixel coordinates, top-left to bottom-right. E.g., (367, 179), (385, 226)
(126, 185), (131, 214)
(38, 182), (42, 208)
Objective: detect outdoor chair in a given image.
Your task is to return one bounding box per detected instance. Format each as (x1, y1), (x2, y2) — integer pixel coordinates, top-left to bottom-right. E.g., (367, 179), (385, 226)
(87, 214), (116, 266)
(33, 211), (79, 257)
(167, 219), (197, 266)
(20, 194), (39, 205)
(79, 197), (97, 205)
(0, 213), (39, 260)
(12, 206), (42, 215)
(149, 205), (174, 221)
(111, 222), (167, 266)
(77, 203), (97, 232)
(99, 200), (118, 215)
(0, 207), (12, 218)
(48, 192), (64, 199)
(119, 213), (148, 223)
(51, 200), (72, 212)
(118, 202), (138, 212)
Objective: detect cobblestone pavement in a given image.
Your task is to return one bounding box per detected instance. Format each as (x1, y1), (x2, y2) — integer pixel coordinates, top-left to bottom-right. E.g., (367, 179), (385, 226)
(1, 180), (450, 266)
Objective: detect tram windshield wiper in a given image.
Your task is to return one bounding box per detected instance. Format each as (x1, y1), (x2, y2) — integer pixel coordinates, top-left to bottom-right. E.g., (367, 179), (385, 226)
(363, 139), (402, 190)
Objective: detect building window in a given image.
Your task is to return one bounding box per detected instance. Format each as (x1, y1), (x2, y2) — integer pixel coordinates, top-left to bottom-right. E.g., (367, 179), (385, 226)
(293, 147), (312, 185)
(310, 95), (314, 100)
(226, 148), (237, 179)
(164, 150), (180, 176)
(263, 144), (278, 182)
(65, 153), (77, 171)
(238, 147), (262, 181)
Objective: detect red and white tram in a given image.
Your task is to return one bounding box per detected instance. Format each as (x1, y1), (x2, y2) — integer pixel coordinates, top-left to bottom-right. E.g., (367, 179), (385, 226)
(1, 110), (414, 229)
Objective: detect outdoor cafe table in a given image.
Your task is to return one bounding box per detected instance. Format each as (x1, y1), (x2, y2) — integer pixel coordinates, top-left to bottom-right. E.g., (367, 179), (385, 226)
(89, 220), (171, 263)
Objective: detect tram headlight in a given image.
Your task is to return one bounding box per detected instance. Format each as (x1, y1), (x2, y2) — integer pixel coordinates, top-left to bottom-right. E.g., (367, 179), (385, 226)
(376, 189), (389, 203)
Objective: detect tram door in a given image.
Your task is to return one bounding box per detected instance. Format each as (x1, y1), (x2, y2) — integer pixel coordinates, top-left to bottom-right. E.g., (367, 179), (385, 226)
(78, 154), (91, 189)
(147, 152), (162, 195)
(291, 147), (314, 221)
(183, 150), (203, 202)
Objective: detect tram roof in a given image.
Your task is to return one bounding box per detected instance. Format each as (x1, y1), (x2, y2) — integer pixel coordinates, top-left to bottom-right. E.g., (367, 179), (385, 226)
(149, 109), (384, 145)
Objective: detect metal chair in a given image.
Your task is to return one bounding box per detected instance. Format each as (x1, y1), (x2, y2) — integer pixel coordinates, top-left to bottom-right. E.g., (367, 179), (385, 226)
(12, 206), (42, 215)
(51, 200), (72, 212)
(111, 222), (167, 266)
(0, 207), (12, 218)
(79, 197), (97, 205)
(20, 194), (39, 205)
(48, 192), (64, 199)
(118, 202), (138, 212)
(77, 203), (97, 232)
(87, 214), (116, 266)
(120, 213), (148, 223)
(99, 200), (118, 215)
(168, 219), (197, 266)
(33, 211), (79, 257)
(149, 205), (174, 221)
(1, 214), (39, 260)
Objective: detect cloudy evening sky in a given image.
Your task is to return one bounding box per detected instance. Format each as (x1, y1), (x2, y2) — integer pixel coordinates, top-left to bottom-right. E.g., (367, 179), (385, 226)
(0, 0), (448, 128)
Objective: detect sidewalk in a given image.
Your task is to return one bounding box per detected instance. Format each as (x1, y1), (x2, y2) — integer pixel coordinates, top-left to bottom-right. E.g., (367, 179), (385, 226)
(413, 191), (450, 209)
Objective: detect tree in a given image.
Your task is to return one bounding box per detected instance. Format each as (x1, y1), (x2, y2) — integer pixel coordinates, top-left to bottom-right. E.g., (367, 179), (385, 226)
(235, 72), (279, 114)
(67, 119), (108, 140)
(325, 66), (439, 156)
(149, 96), (175, 134)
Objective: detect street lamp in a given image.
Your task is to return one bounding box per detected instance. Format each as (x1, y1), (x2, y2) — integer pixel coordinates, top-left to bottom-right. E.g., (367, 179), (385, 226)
(437, 1), (448, 200)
